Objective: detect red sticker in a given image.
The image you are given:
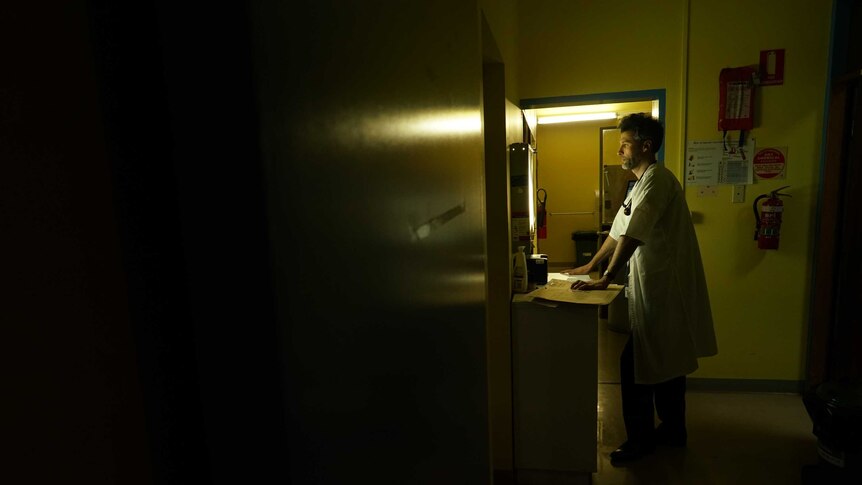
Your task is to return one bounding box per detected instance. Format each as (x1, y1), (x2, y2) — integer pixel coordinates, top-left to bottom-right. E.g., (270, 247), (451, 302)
(753, 148), (786, 179)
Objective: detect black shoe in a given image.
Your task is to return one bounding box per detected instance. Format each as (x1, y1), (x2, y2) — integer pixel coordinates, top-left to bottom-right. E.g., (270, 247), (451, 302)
(609, 440), (655, 464)
(654, 423), (687, 447)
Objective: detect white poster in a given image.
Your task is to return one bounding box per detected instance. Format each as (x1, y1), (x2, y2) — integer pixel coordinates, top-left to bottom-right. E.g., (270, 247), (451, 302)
(685, 137), (755, 185)
(685, 140), (722, 185)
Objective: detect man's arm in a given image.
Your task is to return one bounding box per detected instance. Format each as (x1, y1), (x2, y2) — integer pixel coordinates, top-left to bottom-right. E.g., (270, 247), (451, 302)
(570, 235), (642, 290)
(560, 234), (618, 275)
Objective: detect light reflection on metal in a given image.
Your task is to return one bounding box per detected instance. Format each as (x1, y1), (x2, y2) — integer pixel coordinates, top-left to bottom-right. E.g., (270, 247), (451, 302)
(336, 110), (482, 145)
(410, 111), (482, 136)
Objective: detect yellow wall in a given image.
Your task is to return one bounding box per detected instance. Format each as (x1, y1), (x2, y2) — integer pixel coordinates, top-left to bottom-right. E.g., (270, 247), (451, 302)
(685, 0), (832, 381)
(481, 0), (520, 101)
(518, 0), (690, 179)
(535, 121), (604, 264)
(518, 0), (833, 382)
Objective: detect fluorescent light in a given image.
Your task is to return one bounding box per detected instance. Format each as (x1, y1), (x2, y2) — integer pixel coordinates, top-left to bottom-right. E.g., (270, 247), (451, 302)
(537, 112), (617, 124)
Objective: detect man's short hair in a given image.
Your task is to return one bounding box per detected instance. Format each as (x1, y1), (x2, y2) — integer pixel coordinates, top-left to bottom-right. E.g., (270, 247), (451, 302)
(619, 113), (664, 152)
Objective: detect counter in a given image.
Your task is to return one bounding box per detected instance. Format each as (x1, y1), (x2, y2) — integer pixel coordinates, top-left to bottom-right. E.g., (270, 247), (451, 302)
(511, 273), (623, 484)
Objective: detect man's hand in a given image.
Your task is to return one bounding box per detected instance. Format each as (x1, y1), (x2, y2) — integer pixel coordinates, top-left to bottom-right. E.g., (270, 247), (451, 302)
(560, 264), (591, 275)
(570, 277), (610, 291)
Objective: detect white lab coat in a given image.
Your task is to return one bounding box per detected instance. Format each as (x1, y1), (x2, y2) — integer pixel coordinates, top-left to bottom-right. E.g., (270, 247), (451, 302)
(610, 163), (717, 384)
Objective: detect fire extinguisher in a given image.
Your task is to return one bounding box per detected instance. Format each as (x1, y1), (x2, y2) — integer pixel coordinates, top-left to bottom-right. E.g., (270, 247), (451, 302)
(536, 188), (547, 240)
(753, 185), (791, 250)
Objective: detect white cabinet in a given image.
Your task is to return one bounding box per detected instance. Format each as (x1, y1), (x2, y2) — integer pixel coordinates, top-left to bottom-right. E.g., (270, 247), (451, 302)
(511, 281), (621, 484)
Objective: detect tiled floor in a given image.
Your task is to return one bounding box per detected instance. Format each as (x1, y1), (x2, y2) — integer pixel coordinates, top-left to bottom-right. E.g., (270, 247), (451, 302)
(593, 321), (821, 485)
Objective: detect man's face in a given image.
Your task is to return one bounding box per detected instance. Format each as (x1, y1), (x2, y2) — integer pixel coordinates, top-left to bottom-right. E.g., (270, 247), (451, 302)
(618, 131), (642, 170)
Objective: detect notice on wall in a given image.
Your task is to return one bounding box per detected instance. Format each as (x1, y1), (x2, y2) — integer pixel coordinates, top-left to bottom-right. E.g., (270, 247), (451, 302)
(685, 141), (722, 185)
(685, 138), (755, 185)
(759, 49), (786, 86)
(719, 137), (755, 185)
(753, 147), (787, 180)
(511, 211), (531, 242)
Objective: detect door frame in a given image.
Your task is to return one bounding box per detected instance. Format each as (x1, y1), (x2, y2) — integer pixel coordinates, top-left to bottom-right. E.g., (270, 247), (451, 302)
(520, 89), (667, 162)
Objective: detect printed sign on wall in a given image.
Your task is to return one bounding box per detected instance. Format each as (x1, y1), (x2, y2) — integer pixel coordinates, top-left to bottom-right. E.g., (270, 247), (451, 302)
(759, 49), (785, 86)
(753, 147), (787, 180)
(685, 138), (755, 185)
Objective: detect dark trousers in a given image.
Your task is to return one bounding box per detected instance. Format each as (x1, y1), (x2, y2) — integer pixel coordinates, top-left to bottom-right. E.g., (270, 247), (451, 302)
(620, 335), (687, 444)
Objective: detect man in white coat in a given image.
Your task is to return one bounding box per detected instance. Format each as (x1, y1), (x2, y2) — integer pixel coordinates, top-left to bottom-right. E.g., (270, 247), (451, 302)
(562, 113), (717, 464)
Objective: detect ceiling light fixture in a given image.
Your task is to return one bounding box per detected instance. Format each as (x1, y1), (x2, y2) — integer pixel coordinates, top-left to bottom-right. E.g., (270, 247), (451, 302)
(537, 112), (617, 125)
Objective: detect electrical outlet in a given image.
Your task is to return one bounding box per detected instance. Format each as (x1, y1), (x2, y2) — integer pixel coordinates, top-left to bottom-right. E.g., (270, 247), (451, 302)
(698, 185), (717, 198)
(732, 184), (746, 203)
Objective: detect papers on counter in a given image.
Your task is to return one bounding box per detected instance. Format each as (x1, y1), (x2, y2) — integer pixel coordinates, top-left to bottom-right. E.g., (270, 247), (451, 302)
(547, 272), (590, 283)
(527, 278), (623, 306)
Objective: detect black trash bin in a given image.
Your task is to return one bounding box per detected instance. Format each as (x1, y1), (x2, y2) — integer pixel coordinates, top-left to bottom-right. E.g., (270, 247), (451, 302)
(571, 231), (597, 267)
(802, 382), (862, 483)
